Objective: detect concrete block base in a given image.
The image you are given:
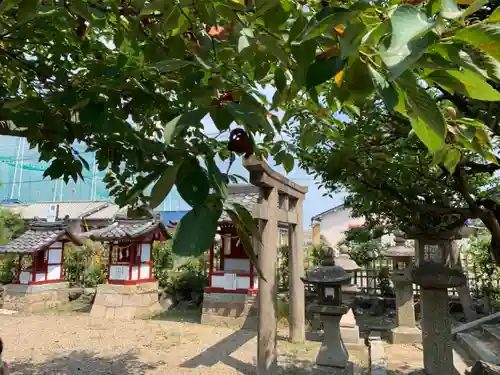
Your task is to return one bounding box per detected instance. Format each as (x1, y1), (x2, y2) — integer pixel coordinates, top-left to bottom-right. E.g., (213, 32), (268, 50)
(3, 282), (70, 312)
(90, 282), (161, 320)
(390, 326), (422, 344)
(201, 292), (257, 330)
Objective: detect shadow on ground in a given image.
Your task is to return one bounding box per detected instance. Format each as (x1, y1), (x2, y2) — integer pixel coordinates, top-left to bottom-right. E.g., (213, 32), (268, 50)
(10, 350), (164, 375)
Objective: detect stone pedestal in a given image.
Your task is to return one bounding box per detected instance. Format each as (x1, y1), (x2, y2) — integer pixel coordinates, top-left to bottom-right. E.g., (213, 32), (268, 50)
(421, 288), (453, 375)
(201, 292), (258, 330)
(390, 273), (421, 344)
(91, 282), (161, 320)
(309, 304), (353, 374)
(3, 282), (70, 312)
(340, 308), (361, 344)
(412, 261), (466, 375)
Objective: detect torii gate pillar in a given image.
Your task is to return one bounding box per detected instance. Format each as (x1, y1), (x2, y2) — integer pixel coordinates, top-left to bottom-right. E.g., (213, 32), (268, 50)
(243, 155), (308, 374)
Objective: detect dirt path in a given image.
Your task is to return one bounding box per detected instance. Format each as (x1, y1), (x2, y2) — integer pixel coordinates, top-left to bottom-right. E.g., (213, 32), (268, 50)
(0, 313), (362, 374)
(0, 313), (425, 374)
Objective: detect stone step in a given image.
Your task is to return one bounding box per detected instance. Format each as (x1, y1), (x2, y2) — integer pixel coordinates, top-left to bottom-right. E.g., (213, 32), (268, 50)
(482, 324), (500, 344)
(456, 331), (500, 365)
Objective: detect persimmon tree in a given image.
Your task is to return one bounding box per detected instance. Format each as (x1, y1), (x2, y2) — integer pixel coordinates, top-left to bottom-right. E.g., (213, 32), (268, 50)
(1, 0), (500, 266)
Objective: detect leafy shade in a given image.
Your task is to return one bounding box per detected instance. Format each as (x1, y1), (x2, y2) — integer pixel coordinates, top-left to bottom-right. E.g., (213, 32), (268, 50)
(294, 103), (500, 263)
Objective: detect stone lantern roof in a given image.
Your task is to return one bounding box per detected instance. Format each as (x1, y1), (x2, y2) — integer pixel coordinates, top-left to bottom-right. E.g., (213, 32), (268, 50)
(383, 234), (414, 258)
(302, 258), (351, 285)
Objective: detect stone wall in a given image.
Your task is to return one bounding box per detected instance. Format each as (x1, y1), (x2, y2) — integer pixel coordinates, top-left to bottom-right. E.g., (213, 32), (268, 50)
(3, 282), (70, 312)
(201, 292), (258, 330)
(90, 282), (162, 320)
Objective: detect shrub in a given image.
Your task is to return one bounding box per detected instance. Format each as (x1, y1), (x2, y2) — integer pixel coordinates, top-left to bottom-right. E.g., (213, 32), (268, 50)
(152, 240), (174, 289)
(84, 263), (107, 288)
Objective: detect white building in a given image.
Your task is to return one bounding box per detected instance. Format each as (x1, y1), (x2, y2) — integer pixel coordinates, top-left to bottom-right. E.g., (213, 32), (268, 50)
(310, 205), (365, 247)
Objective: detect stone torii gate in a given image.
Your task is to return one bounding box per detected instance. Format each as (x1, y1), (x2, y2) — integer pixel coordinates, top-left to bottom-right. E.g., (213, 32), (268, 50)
(243, 155), (308, 374)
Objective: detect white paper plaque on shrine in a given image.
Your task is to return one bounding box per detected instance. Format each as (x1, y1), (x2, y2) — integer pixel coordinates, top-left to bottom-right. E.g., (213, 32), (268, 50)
(224, 273), (237, 290)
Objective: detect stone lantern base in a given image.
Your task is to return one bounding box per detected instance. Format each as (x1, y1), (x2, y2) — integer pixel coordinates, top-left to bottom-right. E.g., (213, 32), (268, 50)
(90, 282), (161, 320)
(308, 304), (354, 374)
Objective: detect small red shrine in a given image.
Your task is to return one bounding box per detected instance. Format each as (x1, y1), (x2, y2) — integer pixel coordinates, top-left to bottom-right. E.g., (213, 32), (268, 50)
(86, 216), (169, 285)
(207, 222), (258, 295)
(0, 219), (83, 285)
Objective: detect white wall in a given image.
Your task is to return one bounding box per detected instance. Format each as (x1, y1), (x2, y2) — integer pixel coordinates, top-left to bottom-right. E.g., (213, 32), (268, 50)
(317, 208), (365, 247)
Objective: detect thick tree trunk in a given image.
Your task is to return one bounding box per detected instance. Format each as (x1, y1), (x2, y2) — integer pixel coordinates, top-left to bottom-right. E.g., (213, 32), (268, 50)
(448, 241), (478, 322)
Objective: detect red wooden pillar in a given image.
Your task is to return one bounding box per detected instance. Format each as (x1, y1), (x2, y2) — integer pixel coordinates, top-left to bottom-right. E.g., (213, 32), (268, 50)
(31, 252), (37, 284)
(250, 262), (255, 289)
(108, 244), (113, 282)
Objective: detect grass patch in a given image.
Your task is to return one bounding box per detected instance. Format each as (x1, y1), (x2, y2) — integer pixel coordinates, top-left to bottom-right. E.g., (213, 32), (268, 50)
(151, 306), (202, 323)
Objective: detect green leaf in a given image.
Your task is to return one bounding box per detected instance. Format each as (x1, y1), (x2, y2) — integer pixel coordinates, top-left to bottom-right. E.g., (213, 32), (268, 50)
(368, 65), (399, 110)
(306, 57), (344, 89)
(260, 35), (289, 63)
(275, 68), (287, 93)
(122, 172), (161, 205)
(147, 59), (195, 73)
(0, 0), (19, 14)
(427, 69), (500, 101)
(205, 156), (228, 199)
(396, 71), (446, 149)
(441, 0), (462, 19)
(299, 7), (357, 42)
(140, 0), (167, 15)
(149, 165), (179, 209)
(409, 116), (444, 152)
(462, 0), (488, 18)
(69, 0), (92, 21)
(283, 153), (294, 173)
(225, 102), (273, 135)
(380, 6), (435, 79)
(210, 106), (234, 131)
(173, 204), (222, 257)
(454, 23), (500, 61)
(238, 28), (253, 53)
(176, 158), (210, 207)
(229, 202), (262, 243)
(443, 148), (461, 174)
(17, 0), (39, 22)
(164, 110), (207, 146)
(486, 6), (500, 22)
(224, 207), (265, 280)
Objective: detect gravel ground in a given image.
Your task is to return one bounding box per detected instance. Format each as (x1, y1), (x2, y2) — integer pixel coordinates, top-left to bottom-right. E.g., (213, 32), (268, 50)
(0, 313), (357, 375)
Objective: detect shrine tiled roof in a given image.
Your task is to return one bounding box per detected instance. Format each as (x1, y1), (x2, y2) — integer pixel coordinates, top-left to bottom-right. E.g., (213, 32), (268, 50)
(0, 220), (83, 254)
(83, 217), (170, 241)
(219, 184), (260, 222)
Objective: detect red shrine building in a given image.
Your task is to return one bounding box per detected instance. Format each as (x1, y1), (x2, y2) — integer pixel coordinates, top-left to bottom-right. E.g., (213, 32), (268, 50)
(0, 219), (83, 311)
(84, 215), (169, 319)
(201, 185), (289, 328)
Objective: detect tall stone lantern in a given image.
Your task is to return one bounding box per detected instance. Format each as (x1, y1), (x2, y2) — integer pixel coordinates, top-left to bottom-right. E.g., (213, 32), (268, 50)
(383, 233), (421, 344)
(412, 233), (467, 375)
(302, 258), (354, 375)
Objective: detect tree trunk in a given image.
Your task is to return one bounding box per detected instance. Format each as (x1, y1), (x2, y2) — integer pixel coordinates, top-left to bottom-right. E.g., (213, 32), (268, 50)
(448, 241), (478, 322)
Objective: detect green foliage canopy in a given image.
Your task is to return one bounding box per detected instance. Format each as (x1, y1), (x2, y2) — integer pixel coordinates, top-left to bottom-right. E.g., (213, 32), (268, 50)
(1, 0), (500, 263)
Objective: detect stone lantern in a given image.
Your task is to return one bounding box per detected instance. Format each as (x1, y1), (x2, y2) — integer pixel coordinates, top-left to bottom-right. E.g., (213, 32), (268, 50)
(334, 251), (362, 344)
(302, 258), (354, 374)
(412, 233), (467, 375)
(383, 233), (421, 344)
